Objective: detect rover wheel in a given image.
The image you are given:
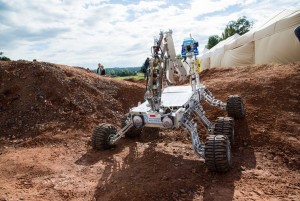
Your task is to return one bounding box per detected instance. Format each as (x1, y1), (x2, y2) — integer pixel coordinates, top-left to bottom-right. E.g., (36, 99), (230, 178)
(91, 123), (116, 150)
(227, 95), (245, 119)
(121, 114), (142, 138)
(205, 135), (232, 173)
(214, 117), (235, 145)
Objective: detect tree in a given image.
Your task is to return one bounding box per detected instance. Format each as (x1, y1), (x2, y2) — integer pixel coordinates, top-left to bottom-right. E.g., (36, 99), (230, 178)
(0, 52), (11, 61)
(205, 16), (253, 49)
(109, 69), (115, 76)
(222, 16), (253, 40)
(206, 35), (222, 49)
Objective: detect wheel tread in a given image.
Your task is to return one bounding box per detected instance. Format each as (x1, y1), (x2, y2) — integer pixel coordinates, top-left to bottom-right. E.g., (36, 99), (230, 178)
(227, 95), (245, 119)
(91, 123), (116, 150)
(214, 117), (235, 145)
(205, 135), (232, 172)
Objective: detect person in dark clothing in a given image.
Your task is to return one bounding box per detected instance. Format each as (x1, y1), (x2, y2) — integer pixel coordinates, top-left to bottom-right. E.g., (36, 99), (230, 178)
(295, 26), (300, 42)
(97, 63), (106, 75)
(100, 65), (105, 75)
(142, 57), (150, 79)
(97, 63), (101, 74)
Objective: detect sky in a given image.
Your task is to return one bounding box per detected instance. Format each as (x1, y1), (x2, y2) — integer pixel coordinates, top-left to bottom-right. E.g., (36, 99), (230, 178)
(0, 0), (299, 68)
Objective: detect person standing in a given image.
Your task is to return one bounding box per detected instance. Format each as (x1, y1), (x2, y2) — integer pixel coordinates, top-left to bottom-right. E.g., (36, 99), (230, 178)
(97, 63), (102, 74)
(142, 57), (150, 79)
(100, 65), (106, 75)
(97, 63), (106, 76)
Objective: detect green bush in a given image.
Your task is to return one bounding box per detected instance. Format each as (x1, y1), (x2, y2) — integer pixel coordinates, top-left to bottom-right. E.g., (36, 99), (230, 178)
(0, 52), (11, 61)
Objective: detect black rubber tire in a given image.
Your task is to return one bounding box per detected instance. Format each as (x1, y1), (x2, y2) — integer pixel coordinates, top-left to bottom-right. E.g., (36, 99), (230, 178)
(121, 114), (142, 138)
(214, 117), (235, 145)
(205, 135), (232, 173)
(91, 123), (116, 150)
(227, 95), (245, 119)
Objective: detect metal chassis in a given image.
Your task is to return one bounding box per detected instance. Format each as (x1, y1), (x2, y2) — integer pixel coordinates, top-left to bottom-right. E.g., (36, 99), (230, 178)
(107, 30), (228, 158)
(109, 84), (227, 158)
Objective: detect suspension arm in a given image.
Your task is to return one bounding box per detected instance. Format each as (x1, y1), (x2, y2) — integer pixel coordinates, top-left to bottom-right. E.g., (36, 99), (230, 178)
(109, 121), (133, 144)
(203, 88), (226, 110)
(181, 113), (205, 157)
(192, 101), (214, 134)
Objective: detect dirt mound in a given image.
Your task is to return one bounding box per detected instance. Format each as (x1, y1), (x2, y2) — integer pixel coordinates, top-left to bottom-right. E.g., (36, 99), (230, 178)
(0, 61), (144, 139)
(200, 63), (300, 150)
(124, 77), (146, 84)
(0, 61), (299, 201)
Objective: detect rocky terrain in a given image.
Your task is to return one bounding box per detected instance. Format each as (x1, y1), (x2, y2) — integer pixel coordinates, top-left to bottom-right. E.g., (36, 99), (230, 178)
(0, 61), (299, 201)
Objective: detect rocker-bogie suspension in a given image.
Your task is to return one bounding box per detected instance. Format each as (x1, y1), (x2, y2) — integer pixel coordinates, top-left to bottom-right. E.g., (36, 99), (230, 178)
(91, 30), (246, 173)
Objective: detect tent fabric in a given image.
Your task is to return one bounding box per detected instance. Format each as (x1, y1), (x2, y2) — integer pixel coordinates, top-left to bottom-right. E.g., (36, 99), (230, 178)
(200, 57), (210, 70)
(210, 33), (240, 55)
(275, 12), (300, 32)
(233, 30), (255, 49)
(200, 9), (300, 69)
(221, 42), (254, 67)
(200, 34), (240, 68)
(254, 11), (300, 40)
(210, 53), (223, 67)
(260, 9), (298, 27)
(255, 27), (300, 64)
(232, 9), (300, 49)
(200, 34), (240, 59)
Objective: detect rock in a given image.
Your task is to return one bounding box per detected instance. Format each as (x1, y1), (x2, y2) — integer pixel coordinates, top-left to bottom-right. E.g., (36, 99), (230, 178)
(172, 192), (178, 197)
(240, 166), (246, 171)
(181, 193), (187, 197)
(273, 156), (278, 162)
(268, 150), (275, 155)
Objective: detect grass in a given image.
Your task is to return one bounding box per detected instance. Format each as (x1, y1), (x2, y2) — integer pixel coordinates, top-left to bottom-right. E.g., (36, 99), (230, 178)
(115, 73), (145, 80)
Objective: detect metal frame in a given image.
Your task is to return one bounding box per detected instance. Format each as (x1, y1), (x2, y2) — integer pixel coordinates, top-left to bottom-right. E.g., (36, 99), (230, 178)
(109, 30), (230, 158)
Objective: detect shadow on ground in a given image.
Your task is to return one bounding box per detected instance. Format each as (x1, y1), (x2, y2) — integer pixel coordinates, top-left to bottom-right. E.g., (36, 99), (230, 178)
(76, 118), (255, 201)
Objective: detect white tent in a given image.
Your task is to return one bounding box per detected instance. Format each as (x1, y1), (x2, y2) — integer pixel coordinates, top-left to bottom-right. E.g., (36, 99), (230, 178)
(201, 9), (300, 69)
(200, 33), (240, 69)
(254, 9), (300, 64)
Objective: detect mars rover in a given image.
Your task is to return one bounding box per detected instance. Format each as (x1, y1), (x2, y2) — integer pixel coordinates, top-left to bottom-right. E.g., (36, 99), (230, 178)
(91, 30), (245, 172)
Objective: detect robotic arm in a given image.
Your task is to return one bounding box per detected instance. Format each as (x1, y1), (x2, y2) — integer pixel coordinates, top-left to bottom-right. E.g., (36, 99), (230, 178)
(145, 30), (200, 111)
(162, 31), (188, 84)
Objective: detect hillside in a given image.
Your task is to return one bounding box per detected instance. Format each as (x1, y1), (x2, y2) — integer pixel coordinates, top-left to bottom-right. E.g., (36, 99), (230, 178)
(0, 61), (145, 139)
(0, 61), (299, 201)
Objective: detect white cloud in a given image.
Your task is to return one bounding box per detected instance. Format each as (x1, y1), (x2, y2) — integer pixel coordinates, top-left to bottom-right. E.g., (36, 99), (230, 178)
(190, 0), (243, 15)
(0, 0), (299, 68)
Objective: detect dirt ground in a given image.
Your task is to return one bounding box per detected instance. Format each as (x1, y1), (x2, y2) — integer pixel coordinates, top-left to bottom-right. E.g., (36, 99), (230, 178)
(0, 61), (299, 201)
